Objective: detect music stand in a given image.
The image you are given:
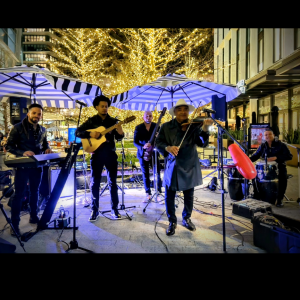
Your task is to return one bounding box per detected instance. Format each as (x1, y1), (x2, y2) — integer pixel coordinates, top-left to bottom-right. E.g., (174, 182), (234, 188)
(100, 138), (135, 220)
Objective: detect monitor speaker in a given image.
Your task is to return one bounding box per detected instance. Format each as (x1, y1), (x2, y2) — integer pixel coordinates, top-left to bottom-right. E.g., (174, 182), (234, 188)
(211, 95), (227, 122)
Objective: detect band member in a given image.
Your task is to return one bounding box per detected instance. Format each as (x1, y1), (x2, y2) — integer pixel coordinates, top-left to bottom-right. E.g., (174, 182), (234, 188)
(6, 103), (52, 237)
(250, 128), (292, 207)
(76, 95), (124, 221)
(133, 111), (163, 203)
(156, 99), (213, 236)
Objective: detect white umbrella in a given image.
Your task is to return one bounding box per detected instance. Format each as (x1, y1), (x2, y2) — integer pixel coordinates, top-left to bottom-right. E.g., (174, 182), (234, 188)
(111, 73), (243, 111)
(0, 64), (101, 108)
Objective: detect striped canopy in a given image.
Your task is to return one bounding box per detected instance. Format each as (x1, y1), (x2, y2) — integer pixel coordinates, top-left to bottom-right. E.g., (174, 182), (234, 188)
(111, 74), (243, 111)
(0, 64), (101, 108)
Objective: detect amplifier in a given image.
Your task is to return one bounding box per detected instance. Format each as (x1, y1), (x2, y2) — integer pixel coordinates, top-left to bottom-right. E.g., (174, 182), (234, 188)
(232, 199), (272, 219)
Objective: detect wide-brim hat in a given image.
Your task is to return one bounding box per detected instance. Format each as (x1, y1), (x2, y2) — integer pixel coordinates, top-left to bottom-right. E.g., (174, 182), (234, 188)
(169, 99), (195, 117)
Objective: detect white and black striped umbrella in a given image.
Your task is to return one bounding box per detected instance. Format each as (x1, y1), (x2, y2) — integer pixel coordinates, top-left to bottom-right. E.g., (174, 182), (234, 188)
(111, 73), (242, 111)
(0, 64), (101, 108)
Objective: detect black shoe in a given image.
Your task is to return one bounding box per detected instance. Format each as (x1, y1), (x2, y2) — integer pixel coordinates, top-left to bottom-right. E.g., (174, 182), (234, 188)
(89, 211), (99, 222)
(111, 209), (121, 219)
(166, 222), (177, 236)
(276, 202), (284, 208)
(10, 226), (21, 238)
(182, 218), (196, 231)
(29, 215), (40, 224)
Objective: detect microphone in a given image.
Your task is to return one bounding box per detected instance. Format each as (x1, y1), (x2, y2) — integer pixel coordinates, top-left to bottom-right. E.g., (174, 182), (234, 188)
(202, 108), (216, 114)
(75, 100), (87, 107)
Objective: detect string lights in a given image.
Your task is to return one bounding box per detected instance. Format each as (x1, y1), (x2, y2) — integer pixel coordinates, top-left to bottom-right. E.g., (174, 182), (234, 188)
(44, 28), (214, 134)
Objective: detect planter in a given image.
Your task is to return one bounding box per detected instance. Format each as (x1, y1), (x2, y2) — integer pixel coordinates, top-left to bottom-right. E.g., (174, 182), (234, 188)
(286, 144), (300, 167)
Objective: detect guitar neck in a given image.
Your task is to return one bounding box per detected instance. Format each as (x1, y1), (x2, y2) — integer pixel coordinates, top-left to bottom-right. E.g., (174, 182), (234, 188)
(101, 121), (124, 135)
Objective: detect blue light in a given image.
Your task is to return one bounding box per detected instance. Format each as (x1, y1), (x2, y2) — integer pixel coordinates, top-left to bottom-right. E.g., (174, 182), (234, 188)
(68, 128), (81, 143)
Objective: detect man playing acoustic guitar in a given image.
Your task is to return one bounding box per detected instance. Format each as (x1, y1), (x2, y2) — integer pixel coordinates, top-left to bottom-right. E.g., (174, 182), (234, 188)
(134, 111), (163, 203)
(76, 95), (124, 221)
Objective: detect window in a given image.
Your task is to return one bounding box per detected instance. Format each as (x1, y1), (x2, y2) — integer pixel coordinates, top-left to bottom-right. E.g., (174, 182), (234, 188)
(295, 28), (300, 49)
(23, 44), (50, 51)
(259, 97), (270, 114)
(24, 28), (46, 32)
(229, 39), (231, 84)
(24, 35), (46, 42)
(274, 91), (288, 110)
(292, 86), (300, 109)
(274, 28), (282, 62)
(236, 29), (239, 82)
(222, 48), (224, 83)
(0, 28), (16, 53)
(258, 29), (264, 72)
(246, 28), (250, 79)
(24, 53), (47, 61)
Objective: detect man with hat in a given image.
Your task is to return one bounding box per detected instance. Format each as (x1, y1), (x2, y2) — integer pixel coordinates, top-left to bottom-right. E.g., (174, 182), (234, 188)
(156, 99), (213, 236)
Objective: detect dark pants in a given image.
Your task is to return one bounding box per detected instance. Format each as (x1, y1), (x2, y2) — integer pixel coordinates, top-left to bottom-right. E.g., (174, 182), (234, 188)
(278, 167), (287, 203)
(10, 167), (43, 227)
(139, 153), (162, 195)
(165, 186), (194, 223)
(90, 152), (119, 212)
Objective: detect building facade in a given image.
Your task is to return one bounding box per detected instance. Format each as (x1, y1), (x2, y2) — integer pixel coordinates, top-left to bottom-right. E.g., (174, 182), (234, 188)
(22, 28), (58, 70)
(0, 28), (22, 68)
(214, 28), (300, 138)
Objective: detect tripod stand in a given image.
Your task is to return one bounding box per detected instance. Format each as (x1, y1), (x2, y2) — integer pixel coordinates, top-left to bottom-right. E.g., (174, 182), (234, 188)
(0, 182), (26, 252)
(65, 102), (93, 253)
(100, 138), (135, 220)
(143, 148), (164, 212)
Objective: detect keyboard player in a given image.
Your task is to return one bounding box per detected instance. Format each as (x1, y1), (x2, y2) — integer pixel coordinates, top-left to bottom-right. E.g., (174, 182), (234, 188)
(6, 103), (52, 237)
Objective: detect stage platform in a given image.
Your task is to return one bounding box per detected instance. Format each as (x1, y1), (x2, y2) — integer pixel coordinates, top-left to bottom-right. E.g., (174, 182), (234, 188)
(0, 165), (299, 253)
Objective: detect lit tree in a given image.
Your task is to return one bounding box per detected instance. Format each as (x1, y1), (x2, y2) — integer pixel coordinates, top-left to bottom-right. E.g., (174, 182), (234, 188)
(47, 28), (117, 86)
(105, 28), (213, 96)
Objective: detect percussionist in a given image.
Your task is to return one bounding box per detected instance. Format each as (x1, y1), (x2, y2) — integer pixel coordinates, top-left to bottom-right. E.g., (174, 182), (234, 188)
(250, 128), (292, 207)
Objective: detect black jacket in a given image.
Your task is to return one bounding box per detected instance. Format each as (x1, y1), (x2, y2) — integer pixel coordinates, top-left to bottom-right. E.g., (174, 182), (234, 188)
(156, 119), (209, 191)
(76, 114), (124, 154)
(6, 117), (50, 157)
(133, 122), (159, 159)
(250, 140), (293, 168)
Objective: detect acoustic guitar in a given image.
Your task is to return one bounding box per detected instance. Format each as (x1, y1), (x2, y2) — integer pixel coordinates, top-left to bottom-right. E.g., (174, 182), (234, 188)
(81, 116), (136, 153)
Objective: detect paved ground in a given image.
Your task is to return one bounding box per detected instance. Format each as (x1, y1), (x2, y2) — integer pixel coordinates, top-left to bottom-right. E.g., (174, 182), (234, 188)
(1, 165), (299, 254)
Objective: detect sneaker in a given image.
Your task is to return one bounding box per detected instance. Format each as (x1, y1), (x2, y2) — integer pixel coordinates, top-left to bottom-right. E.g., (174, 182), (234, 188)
(111, 209), (121, 219)
(29, 215), (40, 224)
(143, 194), (152, 203)
(89, 211), (99, 222)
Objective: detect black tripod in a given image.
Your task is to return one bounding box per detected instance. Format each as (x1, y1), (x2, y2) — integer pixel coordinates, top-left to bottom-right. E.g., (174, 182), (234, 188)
(143, 148), (164, 212)
(100, 138), (136, 220)
(65, 102), (93, 253)
(0, 182), (26, 252)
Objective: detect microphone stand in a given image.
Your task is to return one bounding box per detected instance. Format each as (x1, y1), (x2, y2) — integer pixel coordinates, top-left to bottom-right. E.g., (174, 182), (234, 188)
(100, 138), (135, 220)
(207, 111), (247, 253)
(65, 102), (93, 253)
